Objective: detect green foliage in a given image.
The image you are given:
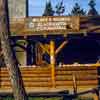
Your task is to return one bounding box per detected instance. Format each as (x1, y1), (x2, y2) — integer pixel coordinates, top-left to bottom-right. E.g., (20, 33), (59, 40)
(55, 0), (65, 16)
(1, 97), (62, 100)
(28, 97), (44, 100)
(28, 97), (62, 100)
(43, 1), (54, 16)
(88, 0), (98, 16)
(73, 96), (93, 100)
(1, 96), (94, 100)
(88, 0), (96, 8)
(11, 32), (16, 35)
(70, 3), (86, 16)
(1, 97), (13, 100)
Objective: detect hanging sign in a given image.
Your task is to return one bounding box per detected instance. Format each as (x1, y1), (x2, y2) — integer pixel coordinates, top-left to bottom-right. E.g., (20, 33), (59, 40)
(10, 16), (80, 35)
(25, 16), (80, 33)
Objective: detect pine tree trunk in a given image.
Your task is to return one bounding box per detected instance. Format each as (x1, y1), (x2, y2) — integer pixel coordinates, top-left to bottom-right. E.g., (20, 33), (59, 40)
(0, 0), (28, 100)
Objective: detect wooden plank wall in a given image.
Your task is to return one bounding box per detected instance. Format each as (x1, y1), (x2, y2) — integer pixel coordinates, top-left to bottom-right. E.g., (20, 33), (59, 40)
(80, 16), (100, 33)
(0, 65), (99, 93)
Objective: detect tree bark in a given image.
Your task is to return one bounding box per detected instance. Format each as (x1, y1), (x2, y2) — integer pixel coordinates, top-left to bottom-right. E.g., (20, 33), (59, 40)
(0, 0), (28, 100)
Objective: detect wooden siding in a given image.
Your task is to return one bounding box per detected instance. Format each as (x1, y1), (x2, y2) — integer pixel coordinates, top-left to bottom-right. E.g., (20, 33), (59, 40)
(0, 64), (99, 93)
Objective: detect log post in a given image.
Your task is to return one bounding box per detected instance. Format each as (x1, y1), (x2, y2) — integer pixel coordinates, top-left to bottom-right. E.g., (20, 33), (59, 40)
(50, 40), (56, 87)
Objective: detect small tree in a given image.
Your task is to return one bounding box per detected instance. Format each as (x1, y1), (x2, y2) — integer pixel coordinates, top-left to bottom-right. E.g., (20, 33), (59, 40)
(55, 0), (65, 16)
(88, 0), (98, 16)
(0, 0), (28, 100)
(43, 0), (54, 16)
(70, 3), (86, 16)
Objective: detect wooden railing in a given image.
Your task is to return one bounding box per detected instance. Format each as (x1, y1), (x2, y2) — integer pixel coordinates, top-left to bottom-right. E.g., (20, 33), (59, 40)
(0, 64), (99, 93)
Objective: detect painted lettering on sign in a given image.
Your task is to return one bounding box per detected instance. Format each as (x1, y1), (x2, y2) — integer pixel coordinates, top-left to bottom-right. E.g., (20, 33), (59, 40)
(26, 16), (79, 32)
(10, 16), (80, 35)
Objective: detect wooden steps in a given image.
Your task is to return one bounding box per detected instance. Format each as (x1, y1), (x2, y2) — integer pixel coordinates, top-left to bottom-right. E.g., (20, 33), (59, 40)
(0, 65), (99, 93)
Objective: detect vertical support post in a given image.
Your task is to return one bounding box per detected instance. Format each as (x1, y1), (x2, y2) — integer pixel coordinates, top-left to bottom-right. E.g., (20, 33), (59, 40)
(50, 40), (55, 87)
(72, 73), (77, 95)
(26, 39), (34, 65)
(93, 93), (99, 100)
(35, 42), (43, 65)
(93, 89), (100, 100)
(99, 90), (100, 100)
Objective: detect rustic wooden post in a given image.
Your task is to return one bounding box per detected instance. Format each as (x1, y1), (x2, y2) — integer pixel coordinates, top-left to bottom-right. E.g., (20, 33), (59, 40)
(93, 89), (99, 100)
(93, 93), (99, 100)
(72, 73), (77, 94)
(50, 40), (56, 87)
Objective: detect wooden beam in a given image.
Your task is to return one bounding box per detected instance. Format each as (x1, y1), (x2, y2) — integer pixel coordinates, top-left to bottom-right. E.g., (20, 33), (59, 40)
(62, 63), (100, 67)
(50, 40), (56, 88)
(39, 42), (50, 55)
(55, 41), (68, 55)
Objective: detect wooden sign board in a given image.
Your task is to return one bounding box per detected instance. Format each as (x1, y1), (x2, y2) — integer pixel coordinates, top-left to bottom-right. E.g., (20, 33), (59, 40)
(10, 16), (80, 36)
